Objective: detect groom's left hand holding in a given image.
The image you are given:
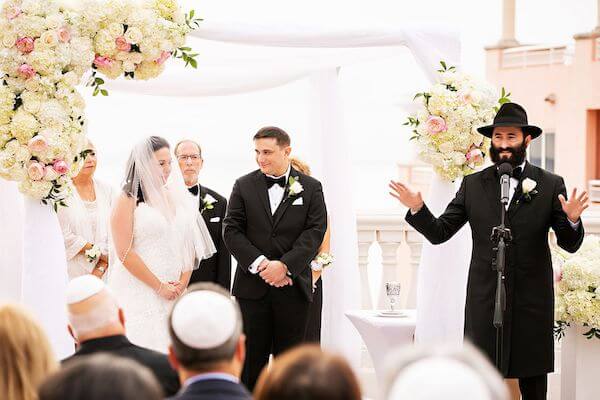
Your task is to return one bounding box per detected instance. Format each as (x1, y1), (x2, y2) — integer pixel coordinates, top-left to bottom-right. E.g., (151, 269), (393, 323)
(259, 260), (289, 286)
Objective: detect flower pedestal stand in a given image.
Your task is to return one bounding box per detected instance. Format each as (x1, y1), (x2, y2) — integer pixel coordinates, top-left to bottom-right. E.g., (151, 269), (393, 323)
(560, 324), (600, 400)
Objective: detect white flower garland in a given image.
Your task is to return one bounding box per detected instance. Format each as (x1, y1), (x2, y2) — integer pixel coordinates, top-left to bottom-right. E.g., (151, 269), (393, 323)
(0, 0), (201, 209)
(405, 62), (510, 182)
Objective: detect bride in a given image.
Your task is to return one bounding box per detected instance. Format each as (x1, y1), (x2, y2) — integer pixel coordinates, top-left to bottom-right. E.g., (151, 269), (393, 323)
(107, 136), (215, 353)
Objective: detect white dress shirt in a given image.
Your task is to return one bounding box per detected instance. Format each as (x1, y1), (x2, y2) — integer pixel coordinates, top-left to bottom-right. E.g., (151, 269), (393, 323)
(249, 164), (291, 274)
(505, 161), (526, 209)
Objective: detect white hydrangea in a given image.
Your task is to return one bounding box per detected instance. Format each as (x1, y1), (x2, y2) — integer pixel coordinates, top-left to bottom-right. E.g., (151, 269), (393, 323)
(554, 236), (600, 330)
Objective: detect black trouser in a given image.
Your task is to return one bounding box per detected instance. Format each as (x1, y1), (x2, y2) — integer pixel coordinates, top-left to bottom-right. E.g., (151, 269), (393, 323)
(304, 277), (322, 343)
(237, 285), (310, 392)
(519, 374), (547, 400)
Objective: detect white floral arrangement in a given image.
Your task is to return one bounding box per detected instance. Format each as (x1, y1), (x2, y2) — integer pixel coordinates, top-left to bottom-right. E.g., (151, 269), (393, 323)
(201, 193), (217, 213)
(553, 235), (600, 340)
(315, 252), (334, 267)
(287, 176), (303, 197)
(0, 0), (200, 208)
(405, 61), (511, 182)
(79, 0), (202, 93)
(85, 243), (101, 263)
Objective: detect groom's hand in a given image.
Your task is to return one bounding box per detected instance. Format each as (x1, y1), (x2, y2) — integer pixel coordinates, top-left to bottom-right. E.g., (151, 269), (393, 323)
(259, 261), (288, 285)
(389, 180), (424, 213)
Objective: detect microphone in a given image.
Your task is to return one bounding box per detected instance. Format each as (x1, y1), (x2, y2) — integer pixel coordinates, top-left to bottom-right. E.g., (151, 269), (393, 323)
(498, 162), (513, 205)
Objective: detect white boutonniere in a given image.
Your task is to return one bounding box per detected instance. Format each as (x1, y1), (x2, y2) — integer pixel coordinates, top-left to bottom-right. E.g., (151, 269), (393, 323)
(85, 245), (101, 263)
(201, 193), (217, 214)
(287, 176), (304, 198)
(521, 178), (538, 202)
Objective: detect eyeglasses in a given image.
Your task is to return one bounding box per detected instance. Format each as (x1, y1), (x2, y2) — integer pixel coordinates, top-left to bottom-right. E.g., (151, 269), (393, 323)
(177, 154), (202, 161)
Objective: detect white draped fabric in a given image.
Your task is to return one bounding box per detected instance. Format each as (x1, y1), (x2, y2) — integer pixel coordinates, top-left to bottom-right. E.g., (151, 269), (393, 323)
(1, 20), (464, 360)
(414, 176), (471, 345)
(22, 199), (73, 359)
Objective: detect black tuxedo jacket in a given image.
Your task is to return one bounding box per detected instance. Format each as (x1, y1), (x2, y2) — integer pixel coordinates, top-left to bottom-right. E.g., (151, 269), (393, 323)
(62, 335), (180, 396)
(189, 185), (231, 290)
(167, 378), (252, 400)
(406, 162), (584, 377)
(223, 167), (327, 301)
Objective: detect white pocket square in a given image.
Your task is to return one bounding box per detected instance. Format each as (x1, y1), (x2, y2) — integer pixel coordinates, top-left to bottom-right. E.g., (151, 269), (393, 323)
(210, 217), (221, 222)
(292, 198), (303, 206)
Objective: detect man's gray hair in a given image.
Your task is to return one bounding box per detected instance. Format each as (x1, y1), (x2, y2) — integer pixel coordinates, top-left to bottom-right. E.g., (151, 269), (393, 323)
(173, 139), (202, 158)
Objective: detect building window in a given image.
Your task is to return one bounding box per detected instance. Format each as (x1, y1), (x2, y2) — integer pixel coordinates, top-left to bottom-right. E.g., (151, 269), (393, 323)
(529, 131), (555, 172)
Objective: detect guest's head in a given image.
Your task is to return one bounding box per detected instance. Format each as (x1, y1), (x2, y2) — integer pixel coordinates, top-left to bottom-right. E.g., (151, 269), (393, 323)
(38, 354), (162, 400)
(174, 140), (203, 186)
(253, 126), (291, 177)
(383, 343), (509, 400)
(168, 283), (245, 381)
(290, 156), (311, 176)
(0, 304), (57, 400)
(74, 139), (97, 182)
(254, 345), (362, 400)
(66, 275), (124, 345)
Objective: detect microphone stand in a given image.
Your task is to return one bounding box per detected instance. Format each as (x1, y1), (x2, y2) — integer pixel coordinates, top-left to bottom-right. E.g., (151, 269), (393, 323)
(490, 187), (512, 372)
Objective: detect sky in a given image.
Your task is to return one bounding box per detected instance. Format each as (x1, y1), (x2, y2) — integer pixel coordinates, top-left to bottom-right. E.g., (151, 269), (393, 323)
(88, 0), (597, 211)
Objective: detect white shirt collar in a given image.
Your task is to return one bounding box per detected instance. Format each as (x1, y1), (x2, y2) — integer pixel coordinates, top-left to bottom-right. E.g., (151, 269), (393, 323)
(184, 372), (239, 387)
(266, 163), (291, 181)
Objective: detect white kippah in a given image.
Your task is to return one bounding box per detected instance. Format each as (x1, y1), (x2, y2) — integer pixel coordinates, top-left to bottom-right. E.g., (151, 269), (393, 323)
(171, 291), (237, 349)
(387, 358), (492, 400)
(67, 275), (105, 305)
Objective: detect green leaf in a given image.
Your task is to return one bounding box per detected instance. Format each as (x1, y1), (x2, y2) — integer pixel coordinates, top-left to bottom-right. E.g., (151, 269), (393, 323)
(189, 9), (195, 19)
(179, 47), (192, 51)
(101, 89), (108, 96)
(189, 58), (198, 68)
(440, 61), (447, 70)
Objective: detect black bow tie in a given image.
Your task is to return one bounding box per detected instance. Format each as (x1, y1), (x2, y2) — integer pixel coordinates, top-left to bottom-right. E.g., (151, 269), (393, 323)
(188, 185), (199, 196)
(497, 166), (522, 180)
(265, 175), (286, 188)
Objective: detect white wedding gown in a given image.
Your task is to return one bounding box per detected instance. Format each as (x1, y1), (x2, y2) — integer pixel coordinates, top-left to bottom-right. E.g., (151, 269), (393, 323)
(107, 203), (191, 353)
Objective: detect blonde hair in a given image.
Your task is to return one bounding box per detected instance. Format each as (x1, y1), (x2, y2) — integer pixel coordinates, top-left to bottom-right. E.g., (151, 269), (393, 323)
(289, 157), (311, 176)
(0, 305), (58, 400)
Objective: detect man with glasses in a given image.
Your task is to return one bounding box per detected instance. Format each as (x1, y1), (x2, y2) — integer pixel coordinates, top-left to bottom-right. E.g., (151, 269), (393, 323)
(175, 140), (231, 291)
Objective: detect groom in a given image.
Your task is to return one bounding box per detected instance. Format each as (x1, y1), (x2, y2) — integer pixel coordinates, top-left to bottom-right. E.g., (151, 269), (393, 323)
(390, 103), (588, 400)
(224, 126), (327, 391)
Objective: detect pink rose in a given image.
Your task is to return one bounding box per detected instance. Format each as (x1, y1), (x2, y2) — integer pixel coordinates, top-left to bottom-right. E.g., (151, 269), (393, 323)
(93, 55), (114, 69)
(53, 160), (69, 175)
(27, 162), (45, 181)
(28, 135), (48, 153)
(17, 64), (36, 79)
(58, 27), (71, 43)
(16, 37), (34, 54)
(554, 267), (562, 283)
(155, 51), (171, 65)
(115, 36), (131, 52)
(5, 5), (21, 20)
(425, 115), (447, 135)
(466, 148), (483, 164)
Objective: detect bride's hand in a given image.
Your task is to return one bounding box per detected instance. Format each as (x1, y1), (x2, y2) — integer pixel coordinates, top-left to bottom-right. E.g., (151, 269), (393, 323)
(157, 282), (180, 300)
(170, 280), (186, 296)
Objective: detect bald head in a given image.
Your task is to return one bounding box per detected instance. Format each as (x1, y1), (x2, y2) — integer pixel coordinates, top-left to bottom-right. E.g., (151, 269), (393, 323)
(67, 276), (123, 342)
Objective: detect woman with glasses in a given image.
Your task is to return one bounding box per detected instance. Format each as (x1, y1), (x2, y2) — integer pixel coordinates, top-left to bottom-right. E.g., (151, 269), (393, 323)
(58, 140), (114, 280)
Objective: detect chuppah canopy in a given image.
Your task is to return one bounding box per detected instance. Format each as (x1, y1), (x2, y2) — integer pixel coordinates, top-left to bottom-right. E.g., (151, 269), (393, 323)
(104, 19), (463, 364)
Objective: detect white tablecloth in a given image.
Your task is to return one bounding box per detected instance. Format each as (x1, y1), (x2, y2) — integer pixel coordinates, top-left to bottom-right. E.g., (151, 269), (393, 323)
(345, 309), (416, 384)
